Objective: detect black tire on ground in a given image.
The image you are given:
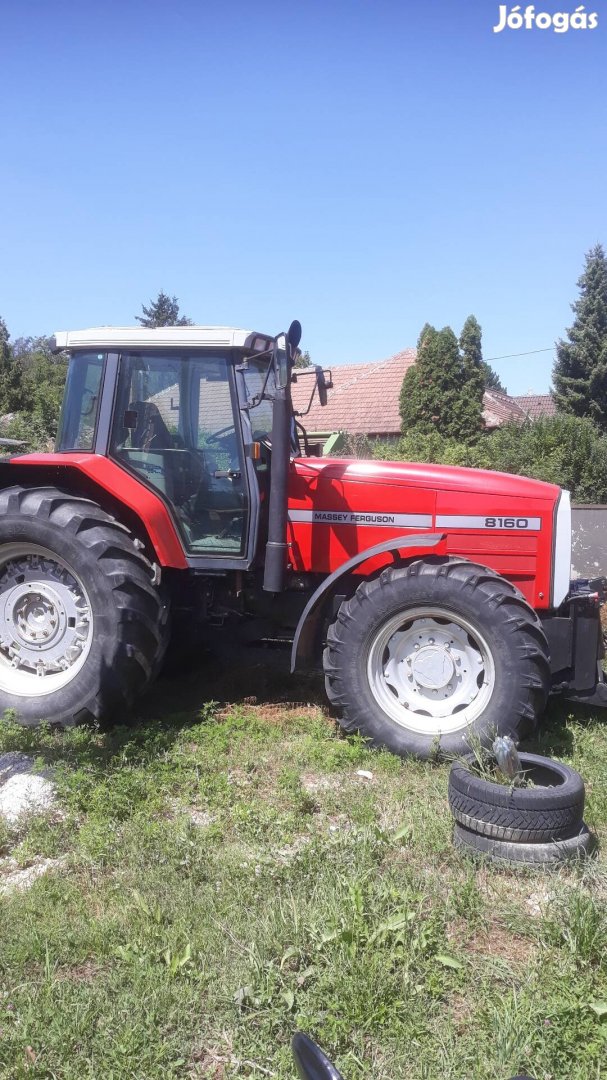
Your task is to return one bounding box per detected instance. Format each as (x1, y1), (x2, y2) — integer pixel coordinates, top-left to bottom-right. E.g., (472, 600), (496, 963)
(323, 558), (550, 761)
(0, 486), (169, 726)
(453, 821), (594, 865)
(448, 752), (585, 843)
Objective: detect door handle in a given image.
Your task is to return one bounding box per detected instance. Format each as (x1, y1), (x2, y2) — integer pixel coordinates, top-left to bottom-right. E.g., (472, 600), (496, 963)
(213, 469), (241, 480)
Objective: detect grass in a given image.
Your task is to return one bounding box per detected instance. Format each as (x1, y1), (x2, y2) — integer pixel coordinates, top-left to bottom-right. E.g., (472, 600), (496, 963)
(0, 652), (605, 1079)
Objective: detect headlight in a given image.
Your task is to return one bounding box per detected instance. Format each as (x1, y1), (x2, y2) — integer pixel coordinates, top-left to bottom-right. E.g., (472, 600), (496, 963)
(552, 490), (572, 607)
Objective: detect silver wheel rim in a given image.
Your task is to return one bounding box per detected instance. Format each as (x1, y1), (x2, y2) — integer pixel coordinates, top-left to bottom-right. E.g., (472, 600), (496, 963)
(367, 606), (495, 736)
(0, 544), (93, 697)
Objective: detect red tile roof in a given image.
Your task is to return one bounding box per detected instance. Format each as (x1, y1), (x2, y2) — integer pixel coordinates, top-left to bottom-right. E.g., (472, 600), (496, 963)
(482, 390), (527, 428)
(291, 350), (416, 435)
(292, 351), (544, 435)
(513, 394), (557, 420)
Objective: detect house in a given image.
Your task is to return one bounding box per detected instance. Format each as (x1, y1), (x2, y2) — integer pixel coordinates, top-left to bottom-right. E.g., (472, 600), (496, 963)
(291, 349), (556, 444)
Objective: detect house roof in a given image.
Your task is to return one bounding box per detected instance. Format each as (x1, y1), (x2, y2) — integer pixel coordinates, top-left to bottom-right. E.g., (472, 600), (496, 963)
(482, 390), (527, 428)
(291, 350), (416, 435)
(292, 350), (551, 435)
(512, 393), (557, 420)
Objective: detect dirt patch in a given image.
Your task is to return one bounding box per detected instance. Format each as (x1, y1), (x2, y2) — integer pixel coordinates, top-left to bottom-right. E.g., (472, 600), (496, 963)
(0, 856), (68, 894)
(218, 700), (329, 727)
(300, 772), (343, 794)
(56, 960), (104, 984)
(189, 1050), (228, 1079)
(188, 1037), (234, 1080)
(271, 834), (312, 863)
(447, 993), (476, 1033)
(447, 914), (535, 967)
(167, 800), (217, 828)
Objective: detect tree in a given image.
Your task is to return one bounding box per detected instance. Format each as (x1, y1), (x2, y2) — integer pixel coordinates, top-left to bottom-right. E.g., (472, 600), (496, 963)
(460, 314), (505, 393)
(294, 349), (312, 369)
(135, 291), (193, 327)
(13, 336), (68, 440)
(0, 317), (25, 415)
(399, 323), (485, 442)
(553, 244), (607, 428)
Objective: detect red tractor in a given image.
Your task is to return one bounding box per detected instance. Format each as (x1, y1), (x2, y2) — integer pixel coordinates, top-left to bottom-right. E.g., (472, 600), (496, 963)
(0, 321), (604, 758)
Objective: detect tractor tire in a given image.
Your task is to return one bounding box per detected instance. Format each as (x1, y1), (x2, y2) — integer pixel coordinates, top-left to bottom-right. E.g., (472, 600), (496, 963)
(323, 558), (550, 761)
(0, 486), (168, 727)
(453, 821), (594, 865)
(448, 753), (585, 843)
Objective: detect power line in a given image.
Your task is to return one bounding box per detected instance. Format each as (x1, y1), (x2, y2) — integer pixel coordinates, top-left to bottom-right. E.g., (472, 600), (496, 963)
(485, 347), (555, 362)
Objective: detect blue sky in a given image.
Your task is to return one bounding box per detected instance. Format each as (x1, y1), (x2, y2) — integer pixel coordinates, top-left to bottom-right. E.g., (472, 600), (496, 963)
(0, 0), (605, 394)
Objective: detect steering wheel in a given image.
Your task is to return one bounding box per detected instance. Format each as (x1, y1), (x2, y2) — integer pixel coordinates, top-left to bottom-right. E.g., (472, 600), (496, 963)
(203, 424), (236, 448)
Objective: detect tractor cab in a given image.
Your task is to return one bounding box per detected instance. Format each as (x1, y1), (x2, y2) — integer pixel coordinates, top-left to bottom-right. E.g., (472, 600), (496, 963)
(52, 323), (323, 571)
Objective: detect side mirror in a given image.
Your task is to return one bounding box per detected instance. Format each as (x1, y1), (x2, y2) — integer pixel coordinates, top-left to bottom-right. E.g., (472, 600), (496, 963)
(291, 1033), (345, 1080)
(316, 365), (329, 407)
(274, 333), (289, 390)
(288, 320), (302, 349)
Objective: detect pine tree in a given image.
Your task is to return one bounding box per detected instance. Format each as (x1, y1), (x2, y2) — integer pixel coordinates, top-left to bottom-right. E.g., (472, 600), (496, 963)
(135, 291), (193, 327)
(400, 324), (485, 442)
(553, 244), (607, 428)
(460, 314), (505, 393)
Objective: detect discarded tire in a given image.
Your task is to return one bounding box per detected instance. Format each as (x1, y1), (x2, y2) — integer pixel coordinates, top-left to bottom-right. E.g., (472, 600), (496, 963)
(453, 821), (593, 865)
(448, 752), (585, 843)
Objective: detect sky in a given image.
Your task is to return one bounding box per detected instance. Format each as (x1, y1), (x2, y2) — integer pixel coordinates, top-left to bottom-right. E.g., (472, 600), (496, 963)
(0, 0), (605, 395)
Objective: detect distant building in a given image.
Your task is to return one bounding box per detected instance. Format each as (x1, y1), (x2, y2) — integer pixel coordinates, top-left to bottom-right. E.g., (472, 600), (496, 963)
(291, 349), (556, 443)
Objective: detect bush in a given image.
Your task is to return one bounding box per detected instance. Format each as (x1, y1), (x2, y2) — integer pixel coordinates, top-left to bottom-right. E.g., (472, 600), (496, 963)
(374, 414), (607, 503)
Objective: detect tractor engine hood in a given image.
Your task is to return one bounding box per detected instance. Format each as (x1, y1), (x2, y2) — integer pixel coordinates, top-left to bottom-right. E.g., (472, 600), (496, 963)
(293, 457), (561, 502)
(289, 457), (567, 610)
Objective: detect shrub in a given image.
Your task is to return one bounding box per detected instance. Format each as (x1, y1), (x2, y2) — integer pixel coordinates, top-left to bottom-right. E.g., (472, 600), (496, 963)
(374, 414), (607, 503)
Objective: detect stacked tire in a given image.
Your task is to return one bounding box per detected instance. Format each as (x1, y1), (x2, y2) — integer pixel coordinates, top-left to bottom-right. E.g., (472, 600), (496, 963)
(449, 753), (593, 865)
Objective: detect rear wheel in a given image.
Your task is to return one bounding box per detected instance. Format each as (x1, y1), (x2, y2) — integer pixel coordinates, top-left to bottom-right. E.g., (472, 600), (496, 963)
(323, 559), (550, 760)
(0, 486), (168, 726)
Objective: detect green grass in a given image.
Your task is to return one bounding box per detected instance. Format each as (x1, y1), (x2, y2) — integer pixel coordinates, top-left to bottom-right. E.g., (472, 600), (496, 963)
(0, 668), (606, 1079)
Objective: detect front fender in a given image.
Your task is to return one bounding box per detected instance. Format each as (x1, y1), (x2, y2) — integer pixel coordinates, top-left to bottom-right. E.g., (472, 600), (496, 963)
(291, 532), (447, 671)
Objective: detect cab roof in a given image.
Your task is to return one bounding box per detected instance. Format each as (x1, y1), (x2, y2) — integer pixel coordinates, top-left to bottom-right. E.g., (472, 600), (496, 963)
(52, 326), (272, 352)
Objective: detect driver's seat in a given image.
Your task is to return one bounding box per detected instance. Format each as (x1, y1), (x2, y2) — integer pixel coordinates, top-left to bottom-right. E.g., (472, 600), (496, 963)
(128, 401), (174, 450)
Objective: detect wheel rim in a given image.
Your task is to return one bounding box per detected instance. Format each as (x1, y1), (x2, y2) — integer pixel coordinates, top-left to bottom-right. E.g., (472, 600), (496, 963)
(366, 606), (495, 736)
(0, 544), (93, 697)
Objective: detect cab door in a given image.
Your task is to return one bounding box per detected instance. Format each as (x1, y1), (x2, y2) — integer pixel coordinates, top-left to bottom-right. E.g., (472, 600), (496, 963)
(186, 360), (249, 556)
(111, 351), (254, 565)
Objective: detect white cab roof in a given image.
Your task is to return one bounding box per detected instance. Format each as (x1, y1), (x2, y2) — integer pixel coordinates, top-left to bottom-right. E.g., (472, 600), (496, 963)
(53, 326), (272, 351)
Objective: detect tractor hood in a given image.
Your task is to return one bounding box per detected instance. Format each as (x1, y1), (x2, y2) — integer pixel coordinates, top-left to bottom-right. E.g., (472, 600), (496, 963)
(289, 456), (567, 609)
(293, 457), (561, 503)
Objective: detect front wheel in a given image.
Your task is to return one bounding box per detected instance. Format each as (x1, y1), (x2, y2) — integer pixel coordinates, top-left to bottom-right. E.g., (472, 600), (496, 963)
(0, 486), (168, 727)
(323, 559), (550, 760)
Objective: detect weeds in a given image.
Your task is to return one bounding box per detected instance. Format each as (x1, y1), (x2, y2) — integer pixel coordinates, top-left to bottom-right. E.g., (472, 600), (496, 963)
(0, 691), (605, 1078)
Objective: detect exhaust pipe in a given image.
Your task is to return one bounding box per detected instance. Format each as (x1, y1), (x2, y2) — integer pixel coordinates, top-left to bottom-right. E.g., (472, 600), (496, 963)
(263, 384), (290, 593)
(263, 322), (301, 594)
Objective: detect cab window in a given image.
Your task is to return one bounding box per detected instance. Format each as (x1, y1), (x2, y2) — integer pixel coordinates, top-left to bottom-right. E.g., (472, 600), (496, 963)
(55, 352), (104, 451)
(110, 353), (248, 557)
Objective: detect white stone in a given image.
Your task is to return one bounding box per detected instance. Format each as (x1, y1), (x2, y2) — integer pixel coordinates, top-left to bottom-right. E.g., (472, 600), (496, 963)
(0, 773), (57, 824)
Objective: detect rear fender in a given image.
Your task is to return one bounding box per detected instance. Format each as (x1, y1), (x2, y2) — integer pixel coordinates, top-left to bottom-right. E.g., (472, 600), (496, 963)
(291, 532), (447, 671)
(0, 455), (187, 568)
